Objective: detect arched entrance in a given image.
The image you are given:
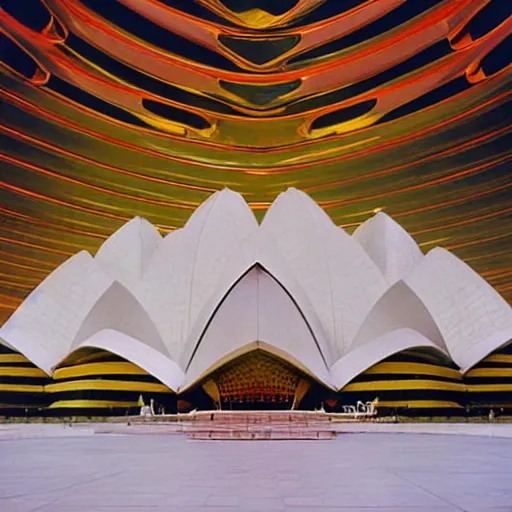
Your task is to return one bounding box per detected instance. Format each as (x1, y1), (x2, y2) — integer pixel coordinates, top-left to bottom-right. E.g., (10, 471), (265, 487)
(201, 350), (314, 410)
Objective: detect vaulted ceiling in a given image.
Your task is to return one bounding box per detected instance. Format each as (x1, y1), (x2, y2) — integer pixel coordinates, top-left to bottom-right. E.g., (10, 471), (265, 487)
(0, 0), (511, 325)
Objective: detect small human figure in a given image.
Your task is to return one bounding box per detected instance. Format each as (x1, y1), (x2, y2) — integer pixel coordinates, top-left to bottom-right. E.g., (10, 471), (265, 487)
(489, 409), (496, 422)
(139, 397), (154, 417)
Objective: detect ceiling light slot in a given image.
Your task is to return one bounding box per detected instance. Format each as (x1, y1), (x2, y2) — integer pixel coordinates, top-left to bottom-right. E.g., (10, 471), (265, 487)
(481, 35), (511, 77)
(1, 0), (52, 32)
(377, 76), (471, 124)
(142, 99), (212, 130)
(310, 99), (376, 130)
(45, 76), (151, 128)
(289, 0), (445, 64)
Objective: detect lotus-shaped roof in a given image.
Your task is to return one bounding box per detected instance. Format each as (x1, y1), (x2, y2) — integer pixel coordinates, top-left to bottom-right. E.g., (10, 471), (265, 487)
(1, 188), (511, 391)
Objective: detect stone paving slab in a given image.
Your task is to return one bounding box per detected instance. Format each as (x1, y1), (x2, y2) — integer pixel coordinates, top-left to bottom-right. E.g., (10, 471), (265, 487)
(2, 420), (511, 439)
(332, 422), (512, 438)
(0, 433), (511, 511)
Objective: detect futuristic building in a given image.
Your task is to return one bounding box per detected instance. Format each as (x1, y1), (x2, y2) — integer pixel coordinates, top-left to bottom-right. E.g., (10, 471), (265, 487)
(1, 189), (511, 416)
(1, 0), (511, 337)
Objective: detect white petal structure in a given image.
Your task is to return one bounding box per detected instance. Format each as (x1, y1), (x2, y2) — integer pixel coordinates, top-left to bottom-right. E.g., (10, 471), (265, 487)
(331, 328), (447, 391)
(353, 212), (423, 285)
(331, 281), (449, 390)
(261, 188), (386, 360)
(71, 282), (169, 358)
(0, 251), (112, 375)
(135, 188), (258, 363)
(1, 189), (511, 414)
(182, 266), (332, 390)
(182, 188), (259, 332)
(95, 217), (162, 293)
(406, 248), (512, 372)
(134, 227), (195, 362)
(351, 280), (447, 353)
(180, 229), (334, 370)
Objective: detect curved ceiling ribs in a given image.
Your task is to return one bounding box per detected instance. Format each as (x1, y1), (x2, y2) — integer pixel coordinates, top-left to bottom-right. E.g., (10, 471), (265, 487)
(1, 0), (509, 140)
(0, 0), (511, 344)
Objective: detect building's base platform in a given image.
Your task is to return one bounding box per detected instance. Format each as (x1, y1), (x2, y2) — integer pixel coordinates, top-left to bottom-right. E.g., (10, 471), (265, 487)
(178, 410), (338, 440)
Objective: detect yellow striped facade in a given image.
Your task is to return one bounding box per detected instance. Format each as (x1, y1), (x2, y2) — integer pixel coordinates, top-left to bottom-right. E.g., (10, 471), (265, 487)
(0, 384), (45, 393)
(364, 362), (461, 380)
(375, 400), (462, 409)
(343, 379), (466, 393)
(46, 379), (169, 394)
(339, 351), (466, 414)
(0, 346), (50, 413)
(0, 354), (29, 364)
(484, 354), (512, 364)
(465, 343), (512, 411)
(53, 362), (149, 380)
(0, 367), (48, 378)
(466, 368), (512, 378)
(467, 384), (512, 393)
(48, 400), (139, 409)
(2, 342), (511, 416)
(46, 354), (176, 414)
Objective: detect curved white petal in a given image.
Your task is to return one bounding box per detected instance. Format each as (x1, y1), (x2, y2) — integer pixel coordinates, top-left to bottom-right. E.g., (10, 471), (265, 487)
(3, 188), (510, 397)
(406, 247), (512, 371)
(182, 266), (332, 390)
(353, 212), (423, 284)
(95, 217), (162, 292)
(183, 188), (258, 334)
(135, 228), (193, 362)
(351, 280), (448, 353)
(71, 281), (169, 360)
(0, 251), (112, 374)
(331, 328), (448, 390)
(261, 188), (386, 359)
(181, 229), (334, 369)
(65, 329), (183, 391)
(137, 189), (258, 363)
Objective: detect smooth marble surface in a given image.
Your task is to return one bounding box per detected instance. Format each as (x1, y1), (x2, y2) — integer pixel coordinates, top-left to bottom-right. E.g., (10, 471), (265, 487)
(0, 433), (511, 511)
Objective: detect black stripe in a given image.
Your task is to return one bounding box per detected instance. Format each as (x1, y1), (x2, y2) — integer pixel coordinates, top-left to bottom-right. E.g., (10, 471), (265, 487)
(353, 374), (461, 384)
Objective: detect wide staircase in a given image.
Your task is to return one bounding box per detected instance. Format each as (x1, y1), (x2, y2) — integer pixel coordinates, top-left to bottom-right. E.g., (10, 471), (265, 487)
(178, 410), (337, 440)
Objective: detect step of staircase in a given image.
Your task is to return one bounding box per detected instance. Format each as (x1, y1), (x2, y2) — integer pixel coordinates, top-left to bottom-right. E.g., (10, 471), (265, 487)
(179, 411), (337, 440)
(188, 429), (336, 440)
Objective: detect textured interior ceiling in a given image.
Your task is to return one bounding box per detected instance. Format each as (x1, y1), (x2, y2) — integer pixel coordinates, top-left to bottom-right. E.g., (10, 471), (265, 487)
(0, 0), (511, 325)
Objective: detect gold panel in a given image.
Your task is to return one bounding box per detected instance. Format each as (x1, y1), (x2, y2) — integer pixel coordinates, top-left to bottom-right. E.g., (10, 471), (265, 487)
(376, 400), (463, 409)
(0, 354), (30, 364)
(48, 400), (138, 409)
(0, 367), (48, 378)
(466, 367), (512, 378)
(53, 362), (149, 380)
(484, 354), (512, 364)
(212, 351), (303, 404)
(343, 379), (466, 393)
(0, 384), (45, 393)
(365, 362), (462, 380)
(45, 379), (169, 393)
(467, 384), (512, 393)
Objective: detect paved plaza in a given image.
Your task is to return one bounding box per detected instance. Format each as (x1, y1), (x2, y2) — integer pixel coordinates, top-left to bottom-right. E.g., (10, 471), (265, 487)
(1, 429), (511, 512)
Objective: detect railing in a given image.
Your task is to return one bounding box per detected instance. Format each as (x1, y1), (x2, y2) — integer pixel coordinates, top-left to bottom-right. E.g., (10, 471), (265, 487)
(339, 401), (377, 418)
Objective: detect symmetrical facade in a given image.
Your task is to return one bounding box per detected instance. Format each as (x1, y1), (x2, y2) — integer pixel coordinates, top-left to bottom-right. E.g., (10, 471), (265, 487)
(1, 189), (511, 415)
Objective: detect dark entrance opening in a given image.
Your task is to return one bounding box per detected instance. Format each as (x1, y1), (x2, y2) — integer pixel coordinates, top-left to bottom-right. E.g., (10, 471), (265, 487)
(199, 349), (321, 411)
